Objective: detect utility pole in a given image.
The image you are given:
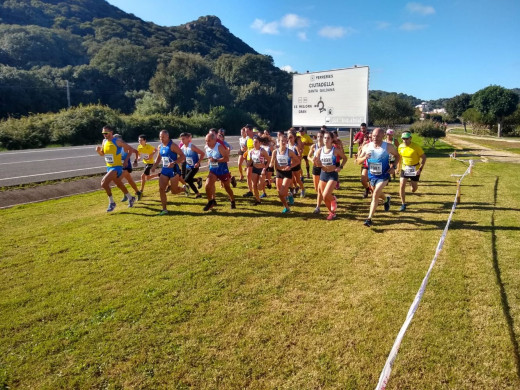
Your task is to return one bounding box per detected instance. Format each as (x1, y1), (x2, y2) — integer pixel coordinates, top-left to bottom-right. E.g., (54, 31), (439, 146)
(66, 80), (71, 108)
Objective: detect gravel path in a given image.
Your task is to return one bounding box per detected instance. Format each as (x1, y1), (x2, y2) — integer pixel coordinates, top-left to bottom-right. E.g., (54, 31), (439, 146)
(444, 134), (520, 164)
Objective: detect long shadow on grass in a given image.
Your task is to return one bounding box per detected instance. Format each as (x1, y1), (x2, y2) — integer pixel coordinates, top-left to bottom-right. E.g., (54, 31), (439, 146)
(490, 176), (520, 380)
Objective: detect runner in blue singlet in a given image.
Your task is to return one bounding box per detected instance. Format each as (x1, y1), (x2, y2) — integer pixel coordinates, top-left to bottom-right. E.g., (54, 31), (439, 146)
(356, 128), (400, 227)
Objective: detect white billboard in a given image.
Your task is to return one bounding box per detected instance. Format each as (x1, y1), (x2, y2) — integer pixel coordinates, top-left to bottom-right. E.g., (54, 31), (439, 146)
(292, 66), (369, 128)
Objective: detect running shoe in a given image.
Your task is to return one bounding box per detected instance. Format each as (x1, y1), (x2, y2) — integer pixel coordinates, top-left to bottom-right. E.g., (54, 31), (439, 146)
(313, 206), (320, 214)
(253, 200), (261, 206)
(399, 204), (407, 212)
(197, 177), (203, 189)
(265, 180), (272, 189)
(384, 196), (391, 211)
(243, 191), (253, 197)
(158, 209), (168, 216)
(326, 212), (336, 221)
(260, 193), (267, 198)
(363, 187), (370, 198)
(121, 194), (128, 202)
(128, 195), (136, 208)
(106, 202), (116, 212)
(231, 176), (237, 188)
(363, 218), (373, 227)
(136, 191), (142, 201)
(203, 199), (216, 211)
(300, 189), (306, 198)
(282, 207), (290, 214)
(195, 193), (202, 198)
(230, 200), (236, 209)
(331, 196), (337, 212)
(183, 185), (190, 196)
(288, 193), (294, 205)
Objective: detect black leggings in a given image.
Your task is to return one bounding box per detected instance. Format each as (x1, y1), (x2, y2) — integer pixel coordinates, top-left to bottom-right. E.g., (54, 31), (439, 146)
(184, 167), (200, 194)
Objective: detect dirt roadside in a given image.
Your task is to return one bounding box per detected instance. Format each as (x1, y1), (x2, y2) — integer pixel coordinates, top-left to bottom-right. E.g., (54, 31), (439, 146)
(443, 133), (520, 164)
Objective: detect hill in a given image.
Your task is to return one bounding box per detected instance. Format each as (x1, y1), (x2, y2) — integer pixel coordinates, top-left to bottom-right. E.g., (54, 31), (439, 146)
(0, 0), (293, 129)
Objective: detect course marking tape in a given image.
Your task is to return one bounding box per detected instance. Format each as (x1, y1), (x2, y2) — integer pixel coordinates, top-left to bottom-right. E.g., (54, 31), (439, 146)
(376, 160), (474, 390)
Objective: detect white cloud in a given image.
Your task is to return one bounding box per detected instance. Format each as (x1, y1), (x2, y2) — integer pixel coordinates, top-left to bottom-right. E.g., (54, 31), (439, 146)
(251, 18), (279, 34)
(400, 22), (427, 31)
(281, 65), (295, 73)
(281, 14), (309, 29)
(376, 21), (391, 30)
(297, 31), (308, 41)
(318, 26), (356, 39)
(406, 2), (435, 15)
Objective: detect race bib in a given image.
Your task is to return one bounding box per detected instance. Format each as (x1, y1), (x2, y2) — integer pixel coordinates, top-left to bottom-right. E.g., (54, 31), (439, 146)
(404, 165), (417, 177)
(321, 156), (333, 166)
(277, 155), (289, 166)
(209, 160), (219, 168)
(369, 162), (382, 175)
(186, 157), (194, 166)
(162, 156), (171, 167)
(104, 154), (114, 164)
(141, 153), (149, 160)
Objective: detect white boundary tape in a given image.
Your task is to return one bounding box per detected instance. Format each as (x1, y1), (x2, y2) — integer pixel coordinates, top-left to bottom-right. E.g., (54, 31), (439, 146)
(376, 159), (474, 390)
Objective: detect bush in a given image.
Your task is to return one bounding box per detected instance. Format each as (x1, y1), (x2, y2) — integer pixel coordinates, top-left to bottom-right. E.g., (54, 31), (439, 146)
(0, 114), (53, 149)
(50, 104), (124, 145)
(409, 120), (446, 148)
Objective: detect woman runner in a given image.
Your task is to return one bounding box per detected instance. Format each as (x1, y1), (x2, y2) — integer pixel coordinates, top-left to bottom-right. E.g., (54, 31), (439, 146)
(270, 133), (299, 213)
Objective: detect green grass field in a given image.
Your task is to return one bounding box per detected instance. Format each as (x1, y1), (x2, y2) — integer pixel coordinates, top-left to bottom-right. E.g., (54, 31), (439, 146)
(1, 140), (520, 389)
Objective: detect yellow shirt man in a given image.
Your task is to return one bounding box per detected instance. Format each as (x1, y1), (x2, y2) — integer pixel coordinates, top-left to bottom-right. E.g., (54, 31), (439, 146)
(398, 141), (424, 166)
(138, 143), (156, 164)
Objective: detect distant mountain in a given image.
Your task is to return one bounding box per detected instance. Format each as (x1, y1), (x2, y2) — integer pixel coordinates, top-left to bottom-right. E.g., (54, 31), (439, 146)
(0, 0), (297, 128)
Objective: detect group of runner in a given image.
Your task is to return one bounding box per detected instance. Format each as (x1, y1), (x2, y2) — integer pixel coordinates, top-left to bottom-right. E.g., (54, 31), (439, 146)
(96, 123), (426, 226)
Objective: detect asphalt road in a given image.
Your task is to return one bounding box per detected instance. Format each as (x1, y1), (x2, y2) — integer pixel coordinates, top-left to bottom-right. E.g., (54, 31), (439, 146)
(0, 136), (245, 187)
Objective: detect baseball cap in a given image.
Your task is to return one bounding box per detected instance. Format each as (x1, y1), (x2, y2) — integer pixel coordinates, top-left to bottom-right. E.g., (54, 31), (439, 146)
(401, 131), (412, 139)
(386, 129), (394, 135)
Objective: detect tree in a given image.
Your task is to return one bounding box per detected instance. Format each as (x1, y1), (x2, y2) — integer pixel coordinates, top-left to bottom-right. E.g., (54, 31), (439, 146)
(471, 85), (519, 137)
(409, 120), (446, 148)
(368, 95), (414, 127)
(446, 93), (471, 132)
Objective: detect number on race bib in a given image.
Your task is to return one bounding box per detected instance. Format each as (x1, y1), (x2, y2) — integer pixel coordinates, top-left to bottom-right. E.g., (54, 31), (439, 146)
(404, 165), (417, 177)
(321, 157), (333, 166)
(162, 157), (171, 167)
(141, 153), (149, 160)
(104, 154), (114, 164)
(209, 161), (219, 168)
(277, 156), (288, 166)
(369, 162), (382, 175)
(186, 157), (194, 166)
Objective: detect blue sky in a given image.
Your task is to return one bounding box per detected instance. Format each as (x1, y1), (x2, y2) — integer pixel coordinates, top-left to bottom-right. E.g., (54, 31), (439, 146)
(106, 0), (520, 101)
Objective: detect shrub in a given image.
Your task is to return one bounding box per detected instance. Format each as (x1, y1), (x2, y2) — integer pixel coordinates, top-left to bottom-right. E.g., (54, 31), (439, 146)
(50, 104), (124, 145)
(0, 114), (52, 149)
(409, 120), (446, 148)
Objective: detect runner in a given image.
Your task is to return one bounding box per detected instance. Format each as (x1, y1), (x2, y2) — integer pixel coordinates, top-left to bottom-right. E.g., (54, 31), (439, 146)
(288, 130), (306, 197)
(151, 130), (186, 216)
(297, 127), (314, 179)
(313, 131), (347, 220)
(243, 124), (255, 197)
(398, 131), (427, 211)
(308, 129), (325, 213)
(137, 134), (158, 195)
(115, 134), (142, 202)
(95, 125), (136, 212)
(356, 127), (400, 227)
(260, 133), (275, 193)
(238, 127), (248, 181)
(270, 133), (299, 213)
(385, 129), (400, 180)
(354, 123), (372, 197)
(203, 132), (236, 211)
(180, 132), (205, 198)
(217, 129), (237, 188)
(247, 136), (270, 204)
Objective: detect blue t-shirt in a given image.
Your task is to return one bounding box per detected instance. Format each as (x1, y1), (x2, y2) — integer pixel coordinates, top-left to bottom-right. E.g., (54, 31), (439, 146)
(366, 141), (391, 180)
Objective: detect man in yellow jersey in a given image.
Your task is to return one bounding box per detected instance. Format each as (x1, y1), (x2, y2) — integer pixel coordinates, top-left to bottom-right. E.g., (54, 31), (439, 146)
(398, 131), (427, 211)
(297, 127), (314, 179)
(137, 134), (158, 195)
(95, 125), (136, 212)
(243, 124), (255, 197)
